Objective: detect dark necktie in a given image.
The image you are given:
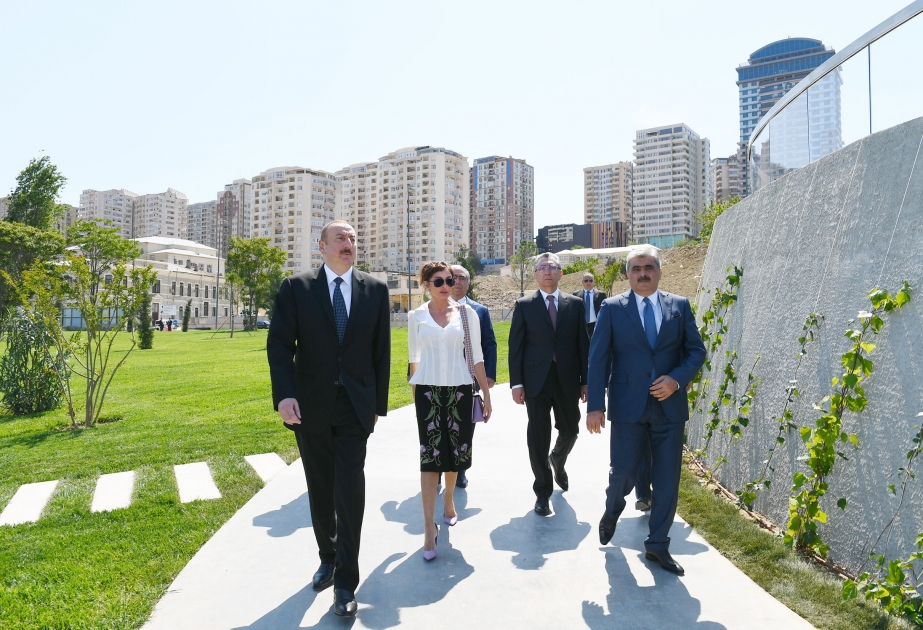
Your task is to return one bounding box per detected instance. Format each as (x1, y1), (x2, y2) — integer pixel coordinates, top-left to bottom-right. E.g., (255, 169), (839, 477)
(584, 290), (591, 323)
(333, 277), (347, 344)
(546, 294), (557, 330)
(642, 297), (657, 348)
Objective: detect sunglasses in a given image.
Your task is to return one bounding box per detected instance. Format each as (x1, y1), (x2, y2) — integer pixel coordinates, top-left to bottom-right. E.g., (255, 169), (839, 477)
(536, 265), (561, 272)
(429, 277), (456, 287)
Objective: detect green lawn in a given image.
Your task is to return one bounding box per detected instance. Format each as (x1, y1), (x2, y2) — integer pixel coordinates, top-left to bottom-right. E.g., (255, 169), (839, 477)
(0, 324), (510, 629)
(0, 322), (901, 629)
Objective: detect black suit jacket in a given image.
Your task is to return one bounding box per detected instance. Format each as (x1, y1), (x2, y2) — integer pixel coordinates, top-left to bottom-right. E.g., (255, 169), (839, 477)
(508, 290), (589, 398)
(573, 287), (606, 321)
(267, 265), (391, 434)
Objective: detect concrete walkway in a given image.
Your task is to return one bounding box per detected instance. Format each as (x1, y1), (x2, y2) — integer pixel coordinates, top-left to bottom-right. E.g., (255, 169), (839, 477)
(144, 394), (814, 630)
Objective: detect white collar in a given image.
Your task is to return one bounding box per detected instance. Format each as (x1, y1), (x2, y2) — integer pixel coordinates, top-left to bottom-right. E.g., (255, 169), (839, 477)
(539, 288), (560, 302)
(633, 289), (661, 307)
(323, 265), (353, 286)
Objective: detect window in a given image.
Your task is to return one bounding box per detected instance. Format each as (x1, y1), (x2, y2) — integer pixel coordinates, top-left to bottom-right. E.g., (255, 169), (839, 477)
(194, 285), (199, 297)
(171, 281), (176, 295)
(205, 285), (209, 299)
(179, 283), (184, 297)
(152, 280), (161, 293)
(204, 302), (209, 317)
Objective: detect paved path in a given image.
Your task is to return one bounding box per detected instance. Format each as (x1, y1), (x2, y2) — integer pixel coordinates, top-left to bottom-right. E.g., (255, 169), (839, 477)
(144, 395), (814, 630)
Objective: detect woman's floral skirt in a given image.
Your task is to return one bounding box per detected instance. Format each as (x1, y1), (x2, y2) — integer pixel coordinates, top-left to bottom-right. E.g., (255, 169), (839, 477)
(414, 384), (475, 472)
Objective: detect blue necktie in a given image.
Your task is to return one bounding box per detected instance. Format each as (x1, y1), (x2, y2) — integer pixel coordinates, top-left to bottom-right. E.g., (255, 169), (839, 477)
(642, 297), (657, 349)
(584, 290), (591, 323)
(333, 277), (347, 344)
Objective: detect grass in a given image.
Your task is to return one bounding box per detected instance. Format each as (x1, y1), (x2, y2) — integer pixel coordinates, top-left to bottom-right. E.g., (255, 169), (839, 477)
(0, 324), (511, 629)
(0, 321), (905, 629)
(677, 463), (906, 630)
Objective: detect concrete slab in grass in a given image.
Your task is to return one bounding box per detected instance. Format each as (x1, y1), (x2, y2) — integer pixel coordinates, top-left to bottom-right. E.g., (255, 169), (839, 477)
(91, 471), (136, 513)
(245, 453), (288, 483)
(174, 462), (222, 503)
(0, 480), (59, 526)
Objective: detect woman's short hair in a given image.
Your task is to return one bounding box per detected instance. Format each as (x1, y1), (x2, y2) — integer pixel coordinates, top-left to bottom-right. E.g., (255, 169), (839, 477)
(625, 245), (661, 271)
(420, 261), (453, 285)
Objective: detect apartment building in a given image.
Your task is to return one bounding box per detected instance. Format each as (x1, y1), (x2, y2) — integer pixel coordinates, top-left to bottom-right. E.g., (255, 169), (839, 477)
(712, 158), (731, 203)
(583, 162), (632, 245)
(251, 166), (337, 273)
(632, 123), (712, 247)
(216, 178), (252, 256)
(336, 146), (469, 274)
(186, 200), (218, 250)
(78, 188), (139, 238)
(132, 188), (188, 239)
(468, 155), (533, 268)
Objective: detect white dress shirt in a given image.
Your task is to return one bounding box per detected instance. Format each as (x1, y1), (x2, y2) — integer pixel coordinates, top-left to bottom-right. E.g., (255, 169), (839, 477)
(633, 289), (662, 334)
(584, 289), (597, 324)
(323, 265), (353, 317)
(408, 303), (484, 386)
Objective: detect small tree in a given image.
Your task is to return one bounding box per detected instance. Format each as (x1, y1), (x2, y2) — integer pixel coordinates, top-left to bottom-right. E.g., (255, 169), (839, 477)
(4, 156), (69, 231)
(0, 308), (67, 415)
(137, 289), (154, 350)
(15, 220), (157, 428)
(0, 221), (65, 328)
(697, 197), (741, 244)
(226, 237), (286, 331)
(355, 261), (371, 273)
(182, 299), (191, 332)
(510, 240), (539, 298)
(596, 257), (627, 297)
(454, 244), (482, 300)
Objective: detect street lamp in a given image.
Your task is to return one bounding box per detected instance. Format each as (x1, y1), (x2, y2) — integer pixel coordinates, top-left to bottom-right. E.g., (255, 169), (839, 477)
(406, 183), (414, 312)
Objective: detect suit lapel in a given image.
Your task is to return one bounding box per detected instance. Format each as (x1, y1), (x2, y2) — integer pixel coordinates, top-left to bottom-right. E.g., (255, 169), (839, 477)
(345, 270), (364, 341)
(314, 265), (336, 329)
(621, 291), (646, 340)
(532, 291), (554, 331)
(654, 291), (674, 350)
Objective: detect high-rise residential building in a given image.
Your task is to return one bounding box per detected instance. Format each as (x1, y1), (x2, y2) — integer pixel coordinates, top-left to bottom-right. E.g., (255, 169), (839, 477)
(186, 200), (218, 249)
(632, 123), (712, 248)
(252, 166), (337, 273)
(78, 188), (139, 238)
(337, 146), (469, 273)
(583, 162), (632, 245)
(216, 178), (252, 257)
(712, 158), (732, 203)
(469, 155), (532, 268)
(736, 38), (841, 191)
(55, 204), (79, 236)
(132, 188), (188, 240)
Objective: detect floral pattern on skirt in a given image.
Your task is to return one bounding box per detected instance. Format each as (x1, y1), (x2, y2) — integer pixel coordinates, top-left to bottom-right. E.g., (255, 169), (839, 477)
(414, 384), (475, 472)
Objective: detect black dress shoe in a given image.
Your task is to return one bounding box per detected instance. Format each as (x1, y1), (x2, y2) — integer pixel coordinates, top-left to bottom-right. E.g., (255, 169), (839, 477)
(312, 562), (334, 591)
(548, 453), (569, 491)
(599, 514), (617, 545)
(333, 589), (358, 617)
(645, 549), (685, 575)
(534, 496), (552, 516)
(456, 470), (469, 488)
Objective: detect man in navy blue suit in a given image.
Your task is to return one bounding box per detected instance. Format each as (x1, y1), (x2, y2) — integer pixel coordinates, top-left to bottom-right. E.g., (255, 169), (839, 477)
(451, 264), (497, 489)
(586, 245), (705, 575)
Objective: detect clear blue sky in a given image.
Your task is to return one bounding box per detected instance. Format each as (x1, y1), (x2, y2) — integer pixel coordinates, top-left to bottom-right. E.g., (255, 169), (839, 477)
(0, 0), (912, 229)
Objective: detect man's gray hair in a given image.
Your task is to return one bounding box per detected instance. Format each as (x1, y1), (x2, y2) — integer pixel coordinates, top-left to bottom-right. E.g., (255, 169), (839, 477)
(450, 264), (469, 281)
(533, 252), (561, 271)
(626, 245), (661, 271)
(583, 272), (595, 281)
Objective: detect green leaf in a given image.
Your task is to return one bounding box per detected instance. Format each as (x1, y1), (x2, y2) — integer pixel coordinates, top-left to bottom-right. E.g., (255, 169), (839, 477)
(886, 560), (906, 586)
(842, 580), (858, 602)
(849, 433), (859, 447)
(837, 497), (847, 511)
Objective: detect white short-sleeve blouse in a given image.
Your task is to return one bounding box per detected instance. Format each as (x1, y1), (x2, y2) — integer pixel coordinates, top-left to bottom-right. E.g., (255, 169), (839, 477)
(408, 302), (484, 386)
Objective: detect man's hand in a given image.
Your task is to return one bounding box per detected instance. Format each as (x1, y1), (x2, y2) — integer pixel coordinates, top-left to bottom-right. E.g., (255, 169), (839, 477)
(487, 378), (495, 389)
(580, 385), (587, 403)
(278, 398), (301, 425)
(511, 387), (525, 405)
(586, 410), (606, 434)
(650, 375), (680, 401)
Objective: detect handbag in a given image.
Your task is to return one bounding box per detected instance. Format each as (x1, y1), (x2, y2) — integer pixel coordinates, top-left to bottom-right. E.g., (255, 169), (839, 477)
(459, 305), (485, 423)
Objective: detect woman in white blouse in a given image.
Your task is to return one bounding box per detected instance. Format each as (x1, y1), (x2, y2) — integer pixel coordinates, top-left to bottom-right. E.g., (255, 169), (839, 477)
(408, 261), (492, 560)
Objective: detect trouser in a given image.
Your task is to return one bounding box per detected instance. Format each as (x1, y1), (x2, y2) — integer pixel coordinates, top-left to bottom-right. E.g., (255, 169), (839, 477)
(605, 396), (684, 551)
(294, 386), (369, 592)
(634, 433), (652, 501)
(525, 363), (580, 500)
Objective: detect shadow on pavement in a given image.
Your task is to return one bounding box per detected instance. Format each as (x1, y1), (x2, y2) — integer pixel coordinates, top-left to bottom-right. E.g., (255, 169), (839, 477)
(230, 583), (320, 630)
(582, 548), (726, 630)
(489, 492), (591, 569)
(356, 526), (474, 629)
(380, 487), (481, 536)
(252, 491), (313, 537)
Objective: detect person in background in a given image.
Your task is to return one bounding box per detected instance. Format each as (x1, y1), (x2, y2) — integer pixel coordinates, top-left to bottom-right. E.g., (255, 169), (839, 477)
(449, 264), (496, 489)
(408, 261), (492, 560)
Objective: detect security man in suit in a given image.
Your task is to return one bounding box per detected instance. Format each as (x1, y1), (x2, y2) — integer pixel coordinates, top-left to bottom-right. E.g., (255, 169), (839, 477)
(574, 272), (606, 338)
(509, 252), (590, 516)
(267, 220), (391, 617)
(586, 244), (705, 575)
(450, 264), (497, 489)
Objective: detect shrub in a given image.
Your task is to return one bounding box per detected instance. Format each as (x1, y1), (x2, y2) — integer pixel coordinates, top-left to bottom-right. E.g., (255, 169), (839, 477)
(0, 309), (67, 415)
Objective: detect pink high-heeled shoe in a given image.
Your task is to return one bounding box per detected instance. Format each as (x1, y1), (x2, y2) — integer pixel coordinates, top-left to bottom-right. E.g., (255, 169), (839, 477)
(443, 510), (458, 526)
(422, 535), (438, 561)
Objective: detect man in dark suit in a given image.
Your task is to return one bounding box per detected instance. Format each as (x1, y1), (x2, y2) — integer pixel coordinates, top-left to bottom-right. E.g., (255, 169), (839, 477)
(586, 245), (705, 575)
(266, 220), (390, 617)
(450, 264), (497, 489)
(509, 252), (590, 516)
(574, 272), (606, 338)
